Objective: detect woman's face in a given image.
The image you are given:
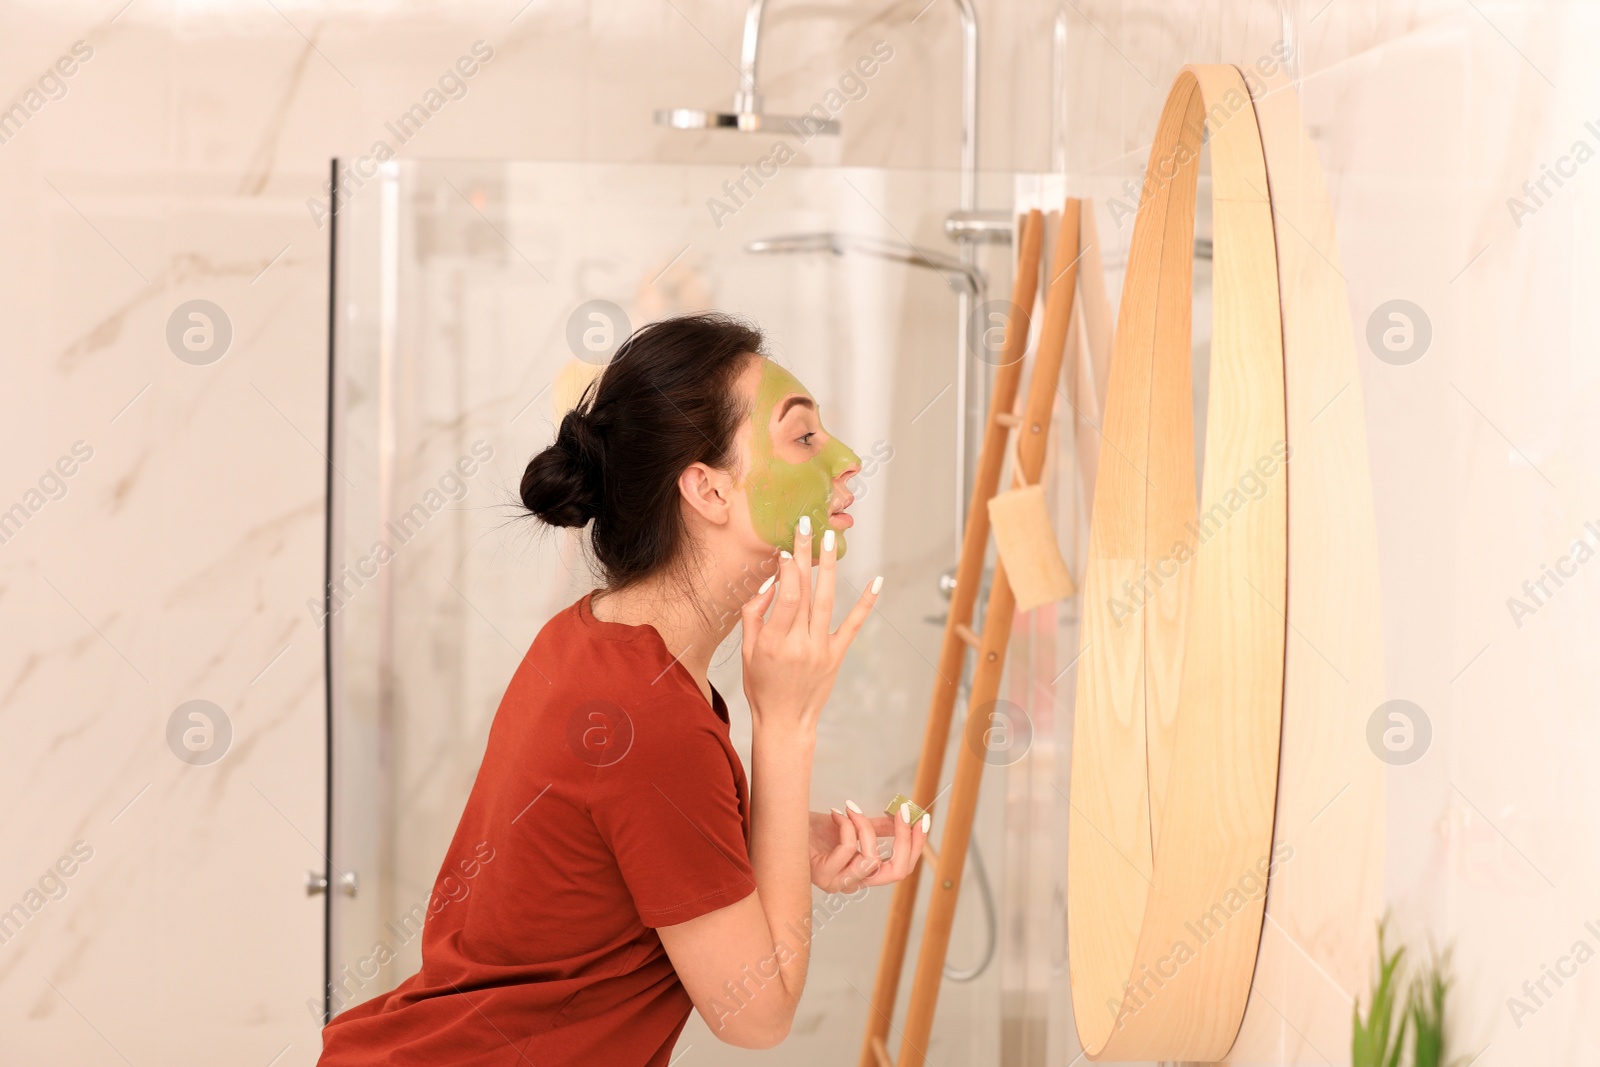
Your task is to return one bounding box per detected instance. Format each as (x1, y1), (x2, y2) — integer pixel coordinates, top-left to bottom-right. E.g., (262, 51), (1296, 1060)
(736, 358), (861, 559)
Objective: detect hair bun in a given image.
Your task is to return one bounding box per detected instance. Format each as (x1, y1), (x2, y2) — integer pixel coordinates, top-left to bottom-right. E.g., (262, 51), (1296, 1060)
(521, 408), (602, 528)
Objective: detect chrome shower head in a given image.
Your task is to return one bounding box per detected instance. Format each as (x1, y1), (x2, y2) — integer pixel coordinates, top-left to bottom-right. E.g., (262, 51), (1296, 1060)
(653, 107), (838, 135)
(654, 0), (840, 136)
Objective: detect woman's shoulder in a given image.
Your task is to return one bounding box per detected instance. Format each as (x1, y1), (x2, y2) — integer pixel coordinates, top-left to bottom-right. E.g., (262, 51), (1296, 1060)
(518, 593), (628, 668)
(506, 594), (724, 733)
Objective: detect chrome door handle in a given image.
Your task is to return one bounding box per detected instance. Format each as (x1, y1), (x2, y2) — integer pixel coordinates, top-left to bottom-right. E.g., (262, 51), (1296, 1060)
(306, 870), (359, 897)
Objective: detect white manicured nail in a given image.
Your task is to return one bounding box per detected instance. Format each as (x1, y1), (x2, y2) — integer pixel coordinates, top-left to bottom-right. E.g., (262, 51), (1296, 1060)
(920, 813), (931, 833)
(870, 575), (884, 594)
(758, 575), (775, 594)
(797, 514), (811, 536)
(822, 529), (835, 553)
(900, 803), (911, 824)
(780, 550), (792, 560)
(831, 807), (844, 816)
(845, 799), (862, 814)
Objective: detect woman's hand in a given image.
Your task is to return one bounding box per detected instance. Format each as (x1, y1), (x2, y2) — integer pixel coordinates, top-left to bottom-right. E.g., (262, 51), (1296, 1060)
(808, 803), (930, 893)
(739, 519), (880, 738)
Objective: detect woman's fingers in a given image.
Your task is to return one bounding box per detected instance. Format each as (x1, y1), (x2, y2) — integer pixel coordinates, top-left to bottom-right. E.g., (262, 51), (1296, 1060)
(859, 806), (930, 887)
(738, 568), (778, 657)
(829, 574), (883, 658)
(820, 808), (859, 887)
(903, 811), (931, 879)
(791, 517), (814, 631)
(766, 550), (802, 636)
(843, 801), (881, 881)
(814, 803), (933, 891)
(855, 803), (910, 886)
(813, 524), (837, 636)
(811, 809), (858, 892)
(834, 807), (859, 853)
(885, 802), (917, 880)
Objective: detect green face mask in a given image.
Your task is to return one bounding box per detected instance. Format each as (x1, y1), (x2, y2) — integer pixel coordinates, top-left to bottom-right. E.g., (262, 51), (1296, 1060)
(745, 360), (861, 559)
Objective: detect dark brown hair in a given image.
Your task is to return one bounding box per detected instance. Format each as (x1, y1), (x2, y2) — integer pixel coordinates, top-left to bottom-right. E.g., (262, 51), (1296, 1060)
(520, 312), (763, 590)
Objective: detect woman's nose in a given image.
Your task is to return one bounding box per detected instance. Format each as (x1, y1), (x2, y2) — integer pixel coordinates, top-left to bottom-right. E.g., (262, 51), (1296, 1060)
(821, 435), (861, 481)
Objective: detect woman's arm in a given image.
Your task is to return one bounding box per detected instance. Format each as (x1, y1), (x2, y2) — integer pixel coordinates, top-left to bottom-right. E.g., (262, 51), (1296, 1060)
(658, 523), (882, 1048)
(657, 727), (816, 1048)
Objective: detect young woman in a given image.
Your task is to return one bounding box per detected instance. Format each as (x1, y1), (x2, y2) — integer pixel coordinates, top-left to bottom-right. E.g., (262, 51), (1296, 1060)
(318, 313), (929, 1066)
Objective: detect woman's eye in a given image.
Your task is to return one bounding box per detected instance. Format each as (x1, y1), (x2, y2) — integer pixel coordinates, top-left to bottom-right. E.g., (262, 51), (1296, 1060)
(798, 432), (816, 447)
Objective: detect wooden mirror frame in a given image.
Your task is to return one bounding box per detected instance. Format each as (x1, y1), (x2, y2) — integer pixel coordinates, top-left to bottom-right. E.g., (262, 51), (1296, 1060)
(1066, 63), (1289, 1060)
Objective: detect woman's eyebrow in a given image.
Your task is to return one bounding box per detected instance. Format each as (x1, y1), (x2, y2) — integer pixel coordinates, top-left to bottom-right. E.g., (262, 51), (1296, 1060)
(777, 396), (815, 419)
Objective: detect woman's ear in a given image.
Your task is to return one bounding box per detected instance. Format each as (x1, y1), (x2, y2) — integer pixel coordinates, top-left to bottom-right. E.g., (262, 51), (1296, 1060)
(679, 462), (734, 526)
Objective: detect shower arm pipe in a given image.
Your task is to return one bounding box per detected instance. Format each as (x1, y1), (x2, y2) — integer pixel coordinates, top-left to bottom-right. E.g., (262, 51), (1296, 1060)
(745, 233), (984, 298)
(954, 0), (976, 213)
(735, 0), (767, 112)
(949, 0), (977, 548)
(735, 0), (977, 205)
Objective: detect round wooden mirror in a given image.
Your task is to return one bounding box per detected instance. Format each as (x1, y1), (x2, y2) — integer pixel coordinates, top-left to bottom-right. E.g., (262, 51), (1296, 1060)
(1066, 63), (1289, 1061)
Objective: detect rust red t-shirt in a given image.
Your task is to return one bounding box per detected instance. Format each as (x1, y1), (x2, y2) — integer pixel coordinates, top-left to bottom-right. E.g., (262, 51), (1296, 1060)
(318, 594), (757, 1066)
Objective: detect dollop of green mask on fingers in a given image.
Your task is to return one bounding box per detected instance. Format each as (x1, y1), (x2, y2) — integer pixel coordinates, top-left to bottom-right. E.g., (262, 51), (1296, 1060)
(745, 360), (860, 559)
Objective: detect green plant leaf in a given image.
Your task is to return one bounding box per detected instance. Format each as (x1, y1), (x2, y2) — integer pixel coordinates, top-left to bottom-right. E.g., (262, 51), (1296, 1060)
(1352, 917), (1407, 1067)
(1410, 943), (1452, 1067)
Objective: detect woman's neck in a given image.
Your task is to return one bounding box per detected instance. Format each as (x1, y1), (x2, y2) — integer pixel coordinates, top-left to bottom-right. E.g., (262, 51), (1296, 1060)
(590, 570), (743, 700)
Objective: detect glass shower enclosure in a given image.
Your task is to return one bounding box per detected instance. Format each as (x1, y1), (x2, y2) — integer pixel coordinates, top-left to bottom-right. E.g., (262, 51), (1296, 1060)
(324, 158), (1078, 1065)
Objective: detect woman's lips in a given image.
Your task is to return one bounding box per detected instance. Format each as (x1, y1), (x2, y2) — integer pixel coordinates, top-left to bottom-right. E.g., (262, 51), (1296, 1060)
(828, 488), (855, 528)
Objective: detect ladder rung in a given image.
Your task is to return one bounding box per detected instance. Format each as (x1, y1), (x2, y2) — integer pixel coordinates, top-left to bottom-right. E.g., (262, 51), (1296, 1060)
(955, 624), (981, 649)
(994, 411), (1021, 427)
(871, 1035), (892, 1067)
(921, 841), (939, 869)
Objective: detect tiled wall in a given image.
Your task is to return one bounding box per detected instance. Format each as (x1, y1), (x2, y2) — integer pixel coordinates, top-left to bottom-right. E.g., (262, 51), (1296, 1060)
(2, 0), (1596, 1063)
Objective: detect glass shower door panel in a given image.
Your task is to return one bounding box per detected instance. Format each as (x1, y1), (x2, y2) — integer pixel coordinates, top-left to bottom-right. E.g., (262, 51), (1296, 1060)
(333, 158), (1020, 1064)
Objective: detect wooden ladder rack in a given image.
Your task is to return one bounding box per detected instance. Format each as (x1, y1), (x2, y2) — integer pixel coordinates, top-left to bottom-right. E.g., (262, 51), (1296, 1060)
(858, 197), (1082, 1067)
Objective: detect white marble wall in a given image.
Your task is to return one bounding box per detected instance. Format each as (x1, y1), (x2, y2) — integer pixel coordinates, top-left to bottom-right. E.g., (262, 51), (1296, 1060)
(3, 0), (1598, 1064)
